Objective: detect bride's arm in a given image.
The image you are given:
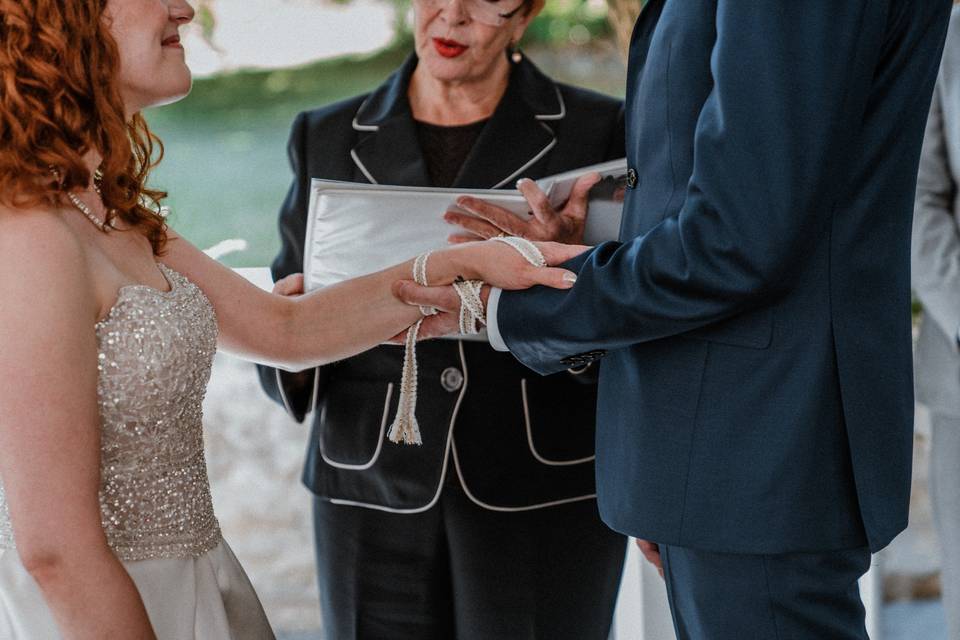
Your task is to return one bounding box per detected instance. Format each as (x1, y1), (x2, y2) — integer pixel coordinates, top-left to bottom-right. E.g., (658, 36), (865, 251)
(159, 230), (584, 370)
(0, 211), (155, 639)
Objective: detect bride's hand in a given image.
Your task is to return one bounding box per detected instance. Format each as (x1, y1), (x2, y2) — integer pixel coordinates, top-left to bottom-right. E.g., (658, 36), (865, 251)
(441, 238), (592, 291)
(389, 239), (593, 341)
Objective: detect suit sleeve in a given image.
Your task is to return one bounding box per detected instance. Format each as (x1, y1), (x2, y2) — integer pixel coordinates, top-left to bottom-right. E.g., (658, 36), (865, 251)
(498, 1), (887, 375)
(256, 112), (329, 421)
(912, 78), (960, 347)
(561, 100), (627, 384)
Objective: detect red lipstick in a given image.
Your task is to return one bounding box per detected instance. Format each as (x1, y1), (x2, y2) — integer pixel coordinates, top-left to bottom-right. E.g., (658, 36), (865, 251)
(433, 38), (468, 58)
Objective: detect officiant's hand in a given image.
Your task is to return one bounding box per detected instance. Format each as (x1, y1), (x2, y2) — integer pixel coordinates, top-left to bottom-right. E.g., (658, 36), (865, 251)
(272, 273), (304, 297)
(445, 172), (602, 245)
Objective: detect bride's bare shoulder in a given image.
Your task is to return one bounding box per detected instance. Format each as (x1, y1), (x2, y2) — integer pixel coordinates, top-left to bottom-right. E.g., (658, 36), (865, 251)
(0, 203), (89, 294)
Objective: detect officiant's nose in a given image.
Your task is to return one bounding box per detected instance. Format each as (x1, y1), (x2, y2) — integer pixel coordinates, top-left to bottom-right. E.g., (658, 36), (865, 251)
(168, 0), (195, 25)
(439, 0), (469, 25)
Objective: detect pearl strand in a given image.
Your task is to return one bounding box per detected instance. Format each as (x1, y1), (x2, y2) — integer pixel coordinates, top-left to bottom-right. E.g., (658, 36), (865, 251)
(51, 167), (113, 231)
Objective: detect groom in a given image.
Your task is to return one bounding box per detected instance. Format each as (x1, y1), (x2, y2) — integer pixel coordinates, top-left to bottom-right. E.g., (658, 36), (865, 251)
(398, 1), (954, 637)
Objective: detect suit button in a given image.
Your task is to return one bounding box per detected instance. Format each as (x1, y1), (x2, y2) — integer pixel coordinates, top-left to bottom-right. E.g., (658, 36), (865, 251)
(626, 168), (638, 189)
(441, 367), (464, 392)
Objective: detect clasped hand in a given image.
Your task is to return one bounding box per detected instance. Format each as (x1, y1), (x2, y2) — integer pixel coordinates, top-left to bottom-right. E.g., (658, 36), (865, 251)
(395, 173), (600, 339)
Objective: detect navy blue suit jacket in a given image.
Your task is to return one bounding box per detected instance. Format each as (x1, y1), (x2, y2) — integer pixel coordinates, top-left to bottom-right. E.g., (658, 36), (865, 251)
(497, 0), (952, 553)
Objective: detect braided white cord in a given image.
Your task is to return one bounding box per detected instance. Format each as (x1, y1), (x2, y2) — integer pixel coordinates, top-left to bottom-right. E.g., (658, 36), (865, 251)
(387, 317), (424, 446)
(413, 252), (437, 316)
(453, 279), (486, 334)
(388, 238), (546, 446)
(490, 236), (546, 268)
(387, 252), (435, 445)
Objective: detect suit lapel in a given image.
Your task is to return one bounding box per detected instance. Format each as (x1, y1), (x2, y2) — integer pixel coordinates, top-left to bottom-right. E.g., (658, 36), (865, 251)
(350, 116), (431, 187)
(452, 90), (556, 189)
(626, 0), (668, 106)
(349, 55), (431, 187)
(349, 55), (565, 190)
(453, 58), (563, 189)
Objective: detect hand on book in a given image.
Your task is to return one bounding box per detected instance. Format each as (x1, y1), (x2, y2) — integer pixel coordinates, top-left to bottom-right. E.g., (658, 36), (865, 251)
(444, 172), (602, 245)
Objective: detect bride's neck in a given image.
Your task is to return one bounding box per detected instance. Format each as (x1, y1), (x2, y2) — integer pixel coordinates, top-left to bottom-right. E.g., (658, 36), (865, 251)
(82, 150), (102, 186)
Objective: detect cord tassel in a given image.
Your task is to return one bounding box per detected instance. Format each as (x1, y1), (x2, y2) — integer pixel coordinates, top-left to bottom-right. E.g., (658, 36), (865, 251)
(387, 318), (424, 445)
(388, 238), (545, 446)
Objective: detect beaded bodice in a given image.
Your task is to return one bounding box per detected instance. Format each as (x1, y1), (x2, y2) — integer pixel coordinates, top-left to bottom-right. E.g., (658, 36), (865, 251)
(0, 263), (222, 561)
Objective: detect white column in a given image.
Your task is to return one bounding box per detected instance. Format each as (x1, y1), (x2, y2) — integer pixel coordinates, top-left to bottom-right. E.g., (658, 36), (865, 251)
(861, 554), (883, 640)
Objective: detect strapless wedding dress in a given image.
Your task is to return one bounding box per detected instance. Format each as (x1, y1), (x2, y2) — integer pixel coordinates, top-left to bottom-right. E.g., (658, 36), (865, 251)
(0, 264), (274, 639)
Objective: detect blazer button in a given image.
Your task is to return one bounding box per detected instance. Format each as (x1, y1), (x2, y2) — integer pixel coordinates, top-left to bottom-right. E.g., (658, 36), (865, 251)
(626, 168), (638, 189)
(441, 367), (464, 392)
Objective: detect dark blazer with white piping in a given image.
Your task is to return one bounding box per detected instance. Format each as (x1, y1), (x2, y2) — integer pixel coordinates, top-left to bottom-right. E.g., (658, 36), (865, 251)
(257, 54), (625, 512)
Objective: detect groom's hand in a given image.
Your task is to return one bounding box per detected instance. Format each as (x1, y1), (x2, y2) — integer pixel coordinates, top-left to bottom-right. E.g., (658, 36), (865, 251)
(390, 281), (491, 341)
(636, 539), (665, 580)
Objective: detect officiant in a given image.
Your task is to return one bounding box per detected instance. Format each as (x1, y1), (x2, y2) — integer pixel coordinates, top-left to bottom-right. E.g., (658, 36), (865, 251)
(257, 1), (626, 636)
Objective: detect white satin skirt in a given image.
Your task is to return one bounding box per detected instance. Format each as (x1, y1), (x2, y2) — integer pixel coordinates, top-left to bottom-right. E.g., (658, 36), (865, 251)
(0, 539), (275, 639)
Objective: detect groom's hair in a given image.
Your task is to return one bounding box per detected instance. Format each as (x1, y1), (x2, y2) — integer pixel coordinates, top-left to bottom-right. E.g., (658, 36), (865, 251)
(0, 0), (170, 255)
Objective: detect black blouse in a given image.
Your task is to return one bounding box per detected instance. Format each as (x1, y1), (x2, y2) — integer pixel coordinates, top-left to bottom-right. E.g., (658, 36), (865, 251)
(414, 118), (490, 188)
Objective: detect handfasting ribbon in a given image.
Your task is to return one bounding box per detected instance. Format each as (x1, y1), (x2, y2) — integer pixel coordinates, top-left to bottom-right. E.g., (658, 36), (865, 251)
(388, 237), (547, 445)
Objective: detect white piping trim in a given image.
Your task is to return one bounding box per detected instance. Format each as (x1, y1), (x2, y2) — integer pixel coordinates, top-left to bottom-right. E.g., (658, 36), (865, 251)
(318, 383), (393, 471)
(491, 123), (557, 189)
(275, 368), (298, 421)
(451, 440), (596, 512)
(326, 340), (467, 514)
(534, 86), (567, 121)
(350, 149), (379, 184)
(306, 366), (321, 415)
(351, 97), (380, 131)
(521, 379), (595, 467)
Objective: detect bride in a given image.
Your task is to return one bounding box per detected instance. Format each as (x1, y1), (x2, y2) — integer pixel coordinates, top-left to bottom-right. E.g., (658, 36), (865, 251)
(0, 0), (586, 638)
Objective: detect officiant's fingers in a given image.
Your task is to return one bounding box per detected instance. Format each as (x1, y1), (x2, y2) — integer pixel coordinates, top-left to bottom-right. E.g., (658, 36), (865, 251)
(449, 201), (524, 237)
(566, 172), (603, 220)
(272, 273), (304, 297)
(444, 211), (505, 239)
(392, 281), (459, 313)
(517, 178), (554, 224)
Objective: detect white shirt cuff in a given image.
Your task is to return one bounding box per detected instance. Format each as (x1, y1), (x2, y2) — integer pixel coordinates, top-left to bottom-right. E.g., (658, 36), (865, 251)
(486, 287), (509, 352)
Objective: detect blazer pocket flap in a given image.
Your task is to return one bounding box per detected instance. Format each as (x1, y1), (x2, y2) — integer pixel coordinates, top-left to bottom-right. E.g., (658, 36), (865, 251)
(318, 381), (393, 470)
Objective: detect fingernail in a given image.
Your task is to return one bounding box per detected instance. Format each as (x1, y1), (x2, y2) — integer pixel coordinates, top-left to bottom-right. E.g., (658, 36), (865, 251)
(562, 272), (578, 284)
(516, 178), (528, 188)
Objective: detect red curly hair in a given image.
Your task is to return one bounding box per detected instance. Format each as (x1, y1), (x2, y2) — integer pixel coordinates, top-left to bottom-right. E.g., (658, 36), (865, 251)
(0, 0), (169, 254)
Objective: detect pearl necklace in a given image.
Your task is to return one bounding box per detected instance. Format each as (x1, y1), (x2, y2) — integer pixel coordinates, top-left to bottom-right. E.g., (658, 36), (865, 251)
(51, 167), (114, 231)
